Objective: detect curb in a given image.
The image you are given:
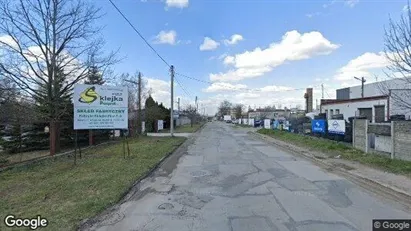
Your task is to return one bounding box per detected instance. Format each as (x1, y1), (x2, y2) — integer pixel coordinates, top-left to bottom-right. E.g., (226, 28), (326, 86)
(250, 131), (411, 210)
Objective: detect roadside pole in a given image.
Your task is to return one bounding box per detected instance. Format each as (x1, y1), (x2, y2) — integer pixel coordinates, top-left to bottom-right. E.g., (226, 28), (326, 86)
(170, 65), (174, 137)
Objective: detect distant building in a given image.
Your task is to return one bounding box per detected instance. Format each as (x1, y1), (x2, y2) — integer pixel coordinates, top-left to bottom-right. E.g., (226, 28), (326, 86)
(248, 109), (291, 120)
(321, 78), (411, 122)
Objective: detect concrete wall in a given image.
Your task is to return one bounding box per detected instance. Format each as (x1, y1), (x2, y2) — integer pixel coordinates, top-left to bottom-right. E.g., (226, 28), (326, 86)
(393, 121), (411, 161)
(354, 120), (411, 161)
(353, 119), (367, 152)
(321, 98), (388, 122)
(374, 135), (391, 153)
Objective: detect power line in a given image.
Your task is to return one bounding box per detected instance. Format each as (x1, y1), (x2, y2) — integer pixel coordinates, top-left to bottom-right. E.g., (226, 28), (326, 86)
(174, 77), (193, 99)
(108, 0), (171, 67)
(175, 72), (213, 84)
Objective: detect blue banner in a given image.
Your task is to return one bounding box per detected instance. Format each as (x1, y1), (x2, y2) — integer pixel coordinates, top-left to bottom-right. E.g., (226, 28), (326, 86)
(273, 120), (280, 130)
(312, 119), (326, 133)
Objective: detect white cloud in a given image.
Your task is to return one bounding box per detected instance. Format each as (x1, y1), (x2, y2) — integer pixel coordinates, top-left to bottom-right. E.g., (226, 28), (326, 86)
(334, 52), (390, 81)
(306, 12), (321, 18)
(223, 56), (235, 65)
(210, 67), (272, 82)
(153, 30), (177, 45)
(199, 37), (220, 51)
(165, 0), (189, 8)
(0, 35), (18, 49)
(203, 82), (247, 92)
(315, 78), (322, 82)
(210, 30), (339, 82)
(403, 5), (410, 12)
(345, 0), (359, 7)
(323, 0), (358, 8)
(323, 0), (337, 8)
(144, 77), (172, 107)
(223, 34), (244, 46)
(260, 85), (294, 92)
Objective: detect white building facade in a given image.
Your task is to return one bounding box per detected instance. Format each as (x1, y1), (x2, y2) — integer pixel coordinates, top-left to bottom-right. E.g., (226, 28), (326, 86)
(321, 78), (411, 122)
(321, 96), (389, 122)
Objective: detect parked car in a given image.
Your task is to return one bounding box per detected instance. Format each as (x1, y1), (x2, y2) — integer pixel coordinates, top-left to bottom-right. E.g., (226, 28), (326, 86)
(254, 120), (263, 127)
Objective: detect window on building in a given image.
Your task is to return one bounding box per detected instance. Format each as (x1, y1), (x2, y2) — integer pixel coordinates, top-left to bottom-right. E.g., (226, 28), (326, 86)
(336, 109), (340, 114)
(325, 109), (328, 118)
(330, 109), (334, 119)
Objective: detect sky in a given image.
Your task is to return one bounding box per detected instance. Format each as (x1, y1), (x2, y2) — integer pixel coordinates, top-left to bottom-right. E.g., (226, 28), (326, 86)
(93, 0), (406, 115)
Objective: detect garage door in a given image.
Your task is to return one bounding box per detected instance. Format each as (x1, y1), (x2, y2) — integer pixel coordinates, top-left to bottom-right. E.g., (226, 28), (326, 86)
(358, 108), (372, 122)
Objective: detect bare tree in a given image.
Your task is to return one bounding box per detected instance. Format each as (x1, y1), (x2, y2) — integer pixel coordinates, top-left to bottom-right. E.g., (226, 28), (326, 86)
(218, 100), (232, 117)
(383, 4), (411, 115)
(184, 104), (197, 127)
(121, 72), (148, 135)
(233, 104), (244, 119)
(0, 0), (117, 155)
(259, 106), (274, 120)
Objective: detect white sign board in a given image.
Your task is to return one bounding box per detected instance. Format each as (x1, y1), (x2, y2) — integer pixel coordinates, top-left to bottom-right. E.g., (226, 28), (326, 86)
(158, 120), (164, 131)
(249, 118), (255, 126)
(264, 119), (271, 129)
(243, 119), (248, 125)
(238, 119), (242, 125)
(224, 115), (231, 121)
(328, 120), (345, 135)
(142, 121), (145, 133)
(73, 84), (128, 130)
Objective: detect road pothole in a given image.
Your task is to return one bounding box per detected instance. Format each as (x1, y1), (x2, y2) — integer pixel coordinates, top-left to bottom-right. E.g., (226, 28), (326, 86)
(190, 170), (208, 177)
(158, 203), (174, 210)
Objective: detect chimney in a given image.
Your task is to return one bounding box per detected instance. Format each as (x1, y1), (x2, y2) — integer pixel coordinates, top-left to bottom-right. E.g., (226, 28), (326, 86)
(304, 88), (313, 113)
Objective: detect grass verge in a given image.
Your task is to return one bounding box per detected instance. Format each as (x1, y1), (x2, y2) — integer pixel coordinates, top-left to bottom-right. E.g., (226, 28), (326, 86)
(0, 136), (186, 231)
(234, 124), (252, 128)
(160, 123), (205, 133)
(257, 129), (411, 177)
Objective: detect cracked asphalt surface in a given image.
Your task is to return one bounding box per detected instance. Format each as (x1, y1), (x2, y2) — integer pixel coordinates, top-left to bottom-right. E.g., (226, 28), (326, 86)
(86, 122), (410, 231)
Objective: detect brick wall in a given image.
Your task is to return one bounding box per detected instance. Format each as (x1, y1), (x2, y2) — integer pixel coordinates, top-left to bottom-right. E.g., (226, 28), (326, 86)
(393, 121), (411, 161)
(353, 119), (367, 152)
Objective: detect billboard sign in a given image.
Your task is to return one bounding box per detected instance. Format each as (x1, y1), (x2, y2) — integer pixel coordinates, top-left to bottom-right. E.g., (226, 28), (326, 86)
(73, 84), (128, 130)
(312, 119), (326, 133)
(273, 120), (280, 129)
(328, 119), (345, 135)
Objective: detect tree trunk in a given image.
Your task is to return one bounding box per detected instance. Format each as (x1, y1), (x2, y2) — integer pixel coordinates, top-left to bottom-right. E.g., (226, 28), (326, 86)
(89, 129), (93, 145)
(49, 121), (61, 156)
(49, 121), (56, 156)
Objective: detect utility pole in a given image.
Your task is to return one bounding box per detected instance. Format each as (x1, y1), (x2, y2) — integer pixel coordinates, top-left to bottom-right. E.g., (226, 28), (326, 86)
(354, 77), (366, 98)
(178, 97), (180, 113)
(321, 84), (324, 99)
(137, 72), (142, 135)
(170, 65), (174, 137)
(195, 96), (198, 113)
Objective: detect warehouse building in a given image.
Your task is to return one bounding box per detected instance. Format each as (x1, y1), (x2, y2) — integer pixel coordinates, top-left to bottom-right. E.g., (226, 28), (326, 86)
(320, 78), (411, 122)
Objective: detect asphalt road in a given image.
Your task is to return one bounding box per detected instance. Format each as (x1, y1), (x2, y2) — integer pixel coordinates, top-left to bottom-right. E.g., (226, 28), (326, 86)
(87, 122), (410, 231)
